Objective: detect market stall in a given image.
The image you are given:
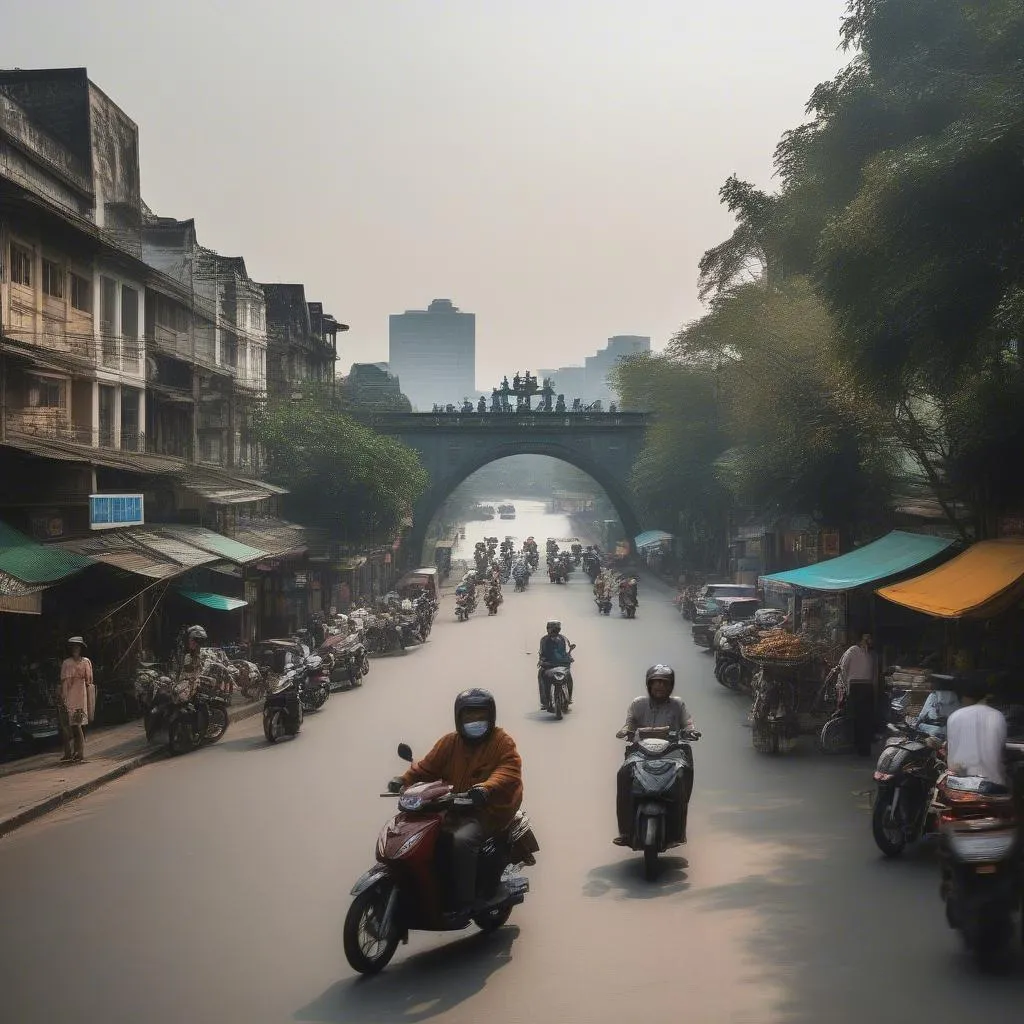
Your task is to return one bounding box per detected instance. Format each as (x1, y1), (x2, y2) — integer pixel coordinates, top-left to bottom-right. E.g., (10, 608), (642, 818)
(875, 539), (1024, 730)
(749, 530), (957, 755)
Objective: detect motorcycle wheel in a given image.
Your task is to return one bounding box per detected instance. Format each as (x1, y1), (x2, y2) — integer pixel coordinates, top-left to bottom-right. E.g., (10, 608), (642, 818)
(204, 706), (229, 744)
(720, 662), (743, 691)
(343, 880), (400, 975)
(643, 845), (659, 881)
(264, 708), (285, 744)
(819, 714), (855, 755)
(626, 607), (636, 619)
(168, 717), (196, 756)
(871, 790), (907, 857)
(554, 688), (564, 721)
(972, 913), (1014, 972)
(305, 687), (328, 711)
(241, 681), (265, 701)
(473, 904), (514, 933)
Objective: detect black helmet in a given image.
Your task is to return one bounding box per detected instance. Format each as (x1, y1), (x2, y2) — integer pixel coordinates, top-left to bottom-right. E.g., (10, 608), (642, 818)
(454, 688), (496, 741)
(645, 664), (675, 696)
(546, 619), (561, 633)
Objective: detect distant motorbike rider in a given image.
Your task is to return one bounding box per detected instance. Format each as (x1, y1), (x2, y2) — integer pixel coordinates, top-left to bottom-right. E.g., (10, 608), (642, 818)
(538, 619), (574, 709)
(178, 625), (208, 686)
(614, 664), (695, 845)
(618, 577), (638, 608)
(388, 689), (523, 922)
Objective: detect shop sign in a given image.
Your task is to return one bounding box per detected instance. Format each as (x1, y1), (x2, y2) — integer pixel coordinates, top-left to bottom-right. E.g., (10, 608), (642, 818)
(90, 494), (144, 530)
(30, 514), (65, 540)
(998, 515), (1024, 538)
(294, 573), (308, 588)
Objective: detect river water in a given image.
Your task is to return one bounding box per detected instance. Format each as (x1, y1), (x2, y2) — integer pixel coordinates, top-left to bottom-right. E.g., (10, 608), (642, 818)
(450, 498), (586, 571)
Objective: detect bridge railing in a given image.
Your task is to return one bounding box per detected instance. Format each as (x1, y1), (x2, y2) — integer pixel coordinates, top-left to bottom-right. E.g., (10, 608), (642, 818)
(361, 411), (649, 430)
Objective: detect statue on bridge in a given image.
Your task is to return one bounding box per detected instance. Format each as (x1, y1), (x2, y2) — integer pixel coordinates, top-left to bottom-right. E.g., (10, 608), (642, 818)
(477, 395), (487, 414)
(461, 398), (474, 414)
(555, 393), (566, 413)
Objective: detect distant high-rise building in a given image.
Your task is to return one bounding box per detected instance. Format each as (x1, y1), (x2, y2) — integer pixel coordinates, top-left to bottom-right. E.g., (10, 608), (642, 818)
(388, 298), (475, 410)
(541, 335), (650, 405)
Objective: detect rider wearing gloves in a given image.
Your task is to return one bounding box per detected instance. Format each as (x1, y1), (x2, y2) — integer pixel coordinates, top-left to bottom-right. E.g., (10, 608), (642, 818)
(614, 664), (696, 846)
(538, 619), (573, 710)
(389, 689), (523, 921)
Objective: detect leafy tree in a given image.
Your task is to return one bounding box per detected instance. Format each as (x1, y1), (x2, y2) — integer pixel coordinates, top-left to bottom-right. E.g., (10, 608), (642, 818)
(254, 397), (428, 545)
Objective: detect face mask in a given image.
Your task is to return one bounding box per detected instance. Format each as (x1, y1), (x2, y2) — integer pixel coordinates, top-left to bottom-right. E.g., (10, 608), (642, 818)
(462, 720), (489, 739)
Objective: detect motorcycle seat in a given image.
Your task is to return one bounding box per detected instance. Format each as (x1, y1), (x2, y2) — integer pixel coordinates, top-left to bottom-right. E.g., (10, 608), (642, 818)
(944, 775), (1010, 796)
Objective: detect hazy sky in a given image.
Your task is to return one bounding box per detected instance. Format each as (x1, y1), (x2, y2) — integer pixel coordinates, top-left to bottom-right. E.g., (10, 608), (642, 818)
(5, 1), (849, 389)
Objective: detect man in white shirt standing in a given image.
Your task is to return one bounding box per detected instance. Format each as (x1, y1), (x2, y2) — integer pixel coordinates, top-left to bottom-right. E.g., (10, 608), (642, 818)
(945, 676), (1007, 787)
(839, 633), (877, 757)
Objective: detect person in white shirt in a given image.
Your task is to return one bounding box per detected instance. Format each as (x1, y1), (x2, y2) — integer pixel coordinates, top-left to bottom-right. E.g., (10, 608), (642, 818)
(839, 633), (877, 756)
(945, 677), (1007, 787)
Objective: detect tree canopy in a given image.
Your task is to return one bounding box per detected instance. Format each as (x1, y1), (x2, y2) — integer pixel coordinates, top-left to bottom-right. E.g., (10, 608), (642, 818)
(254, 397), (427, 545)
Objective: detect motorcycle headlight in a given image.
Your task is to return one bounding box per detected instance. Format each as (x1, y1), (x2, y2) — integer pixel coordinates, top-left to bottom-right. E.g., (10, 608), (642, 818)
(398, 793), (424, 812)
(947, 829), (1016, 863)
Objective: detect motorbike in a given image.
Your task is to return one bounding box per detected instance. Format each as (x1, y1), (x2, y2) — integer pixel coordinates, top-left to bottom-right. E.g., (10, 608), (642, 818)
(484, 589), (502, 615)
(455, 592), (475, 622)
(165, 679), (231, 756)
(299, 653), (331, 712)
(512, 565), (530, 591)
(526, 550), (539, 570)
(548, 562), (568, 584)
(594, 593), (612, 615)
(713, 626), (754, 691)
(263, 668), (304, 742)
(322, 634), (370, 690)
(540, 644), (576, 720)
(872, 719), (944, 857)
(619, 591), (638, 619)
(343, 743), (538, 975)
(620, 727), (700, 880)
(937, 767), (1022, 969)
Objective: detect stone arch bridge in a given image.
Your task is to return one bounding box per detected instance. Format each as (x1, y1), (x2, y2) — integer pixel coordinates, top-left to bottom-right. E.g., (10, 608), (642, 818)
(364, 411), (650, 565)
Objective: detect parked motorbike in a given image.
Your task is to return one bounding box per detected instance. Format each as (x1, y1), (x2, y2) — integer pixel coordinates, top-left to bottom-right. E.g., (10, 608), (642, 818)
(322, 634), (369, 690)
(619, 727), (700, 880)
(343, 743), (538, 974)
(872, 719), (944, 856)
(263, 668), (304, 743)
(455, 592), (474, 622)
(937, 769), (1021, 969)
(299, 654), (331, 712)
(165, 679), (231, 756)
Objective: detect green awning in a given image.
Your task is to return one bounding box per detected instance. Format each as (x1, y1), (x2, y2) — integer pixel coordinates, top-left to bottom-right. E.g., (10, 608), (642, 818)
(159, 525), (267, 565)
(0, 521), (93, 584)
(760, 530), (956, 593)
(177, 589), (248, 611)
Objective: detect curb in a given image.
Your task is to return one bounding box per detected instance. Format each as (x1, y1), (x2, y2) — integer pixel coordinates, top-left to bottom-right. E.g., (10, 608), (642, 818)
(0, 700), (263, 839)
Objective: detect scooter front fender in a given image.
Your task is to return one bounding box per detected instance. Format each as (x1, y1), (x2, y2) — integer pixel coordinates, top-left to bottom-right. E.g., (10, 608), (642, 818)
(350, 864), (391, 897)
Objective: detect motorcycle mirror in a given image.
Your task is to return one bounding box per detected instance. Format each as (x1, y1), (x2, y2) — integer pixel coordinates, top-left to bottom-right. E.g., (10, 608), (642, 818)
(397, 742), (413, 762)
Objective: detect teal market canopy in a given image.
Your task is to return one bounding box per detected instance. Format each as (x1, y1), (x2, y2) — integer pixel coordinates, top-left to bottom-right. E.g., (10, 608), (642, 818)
(177, 589), (248, 612)
(634, 530), (674, 549)
(760, 530), (956, 593)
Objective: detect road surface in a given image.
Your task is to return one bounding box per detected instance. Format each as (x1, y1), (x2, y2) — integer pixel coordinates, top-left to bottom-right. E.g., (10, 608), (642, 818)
(2, 502), (1023, 1023)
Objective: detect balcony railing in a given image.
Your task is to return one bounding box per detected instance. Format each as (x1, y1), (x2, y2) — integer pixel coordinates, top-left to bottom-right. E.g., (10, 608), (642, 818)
(2, 326), (144, 376)
(5, 410), (147, 452)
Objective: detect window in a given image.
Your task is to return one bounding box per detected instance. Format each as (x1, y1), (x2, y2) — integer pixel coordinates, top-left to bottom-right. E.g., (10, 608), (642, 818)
(100, 277), (117, 331)
(42, 259), (64, 299)
(121, 285), (138, 338)
(27, 375), (66, 409)
(70, 273), (92, 313)
(200, 434), (223, 464)
(10, 244), (32, 287)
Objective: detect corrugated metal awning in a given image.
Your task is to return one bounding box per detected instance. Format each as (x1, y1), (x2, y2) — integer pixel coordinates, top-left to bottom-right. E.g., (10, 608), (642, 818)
(0, 569), (46, 613)
(235, 519), (307, 558)
(159, 525), (267, 565)
(129, 531), (222, 569)
(54, 532), (183, 580)
(0, 521), (93, 584)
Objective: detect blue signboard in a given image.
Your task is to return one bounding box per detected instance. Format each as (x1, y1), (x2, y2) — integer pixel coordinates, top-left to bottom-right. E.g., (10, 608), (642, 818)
(89, 494), (144, 530)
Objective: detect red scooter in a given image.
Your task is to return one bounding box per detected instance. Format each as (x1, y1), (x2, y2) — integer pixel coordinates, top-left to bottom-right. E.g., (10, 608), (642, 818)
(343, 743), (539, 975)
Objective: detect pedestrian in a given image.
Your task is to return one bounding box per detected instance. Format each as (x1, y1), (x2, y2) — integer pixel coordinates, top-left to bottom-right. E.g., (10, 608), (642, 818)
(838, 632), (877, 757)
(59, 636), (93, 763)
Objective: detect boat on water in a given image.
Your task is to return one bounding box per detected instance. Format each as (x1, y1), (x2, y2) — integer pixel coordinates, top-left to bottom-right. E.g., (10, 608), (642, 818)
(498, 503), (516, 520)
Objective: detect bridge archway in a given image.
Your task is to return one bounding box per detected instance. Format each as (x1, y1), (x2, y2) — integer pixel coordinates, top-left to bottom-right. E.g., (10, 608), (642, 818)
(409, 442), (642, 567)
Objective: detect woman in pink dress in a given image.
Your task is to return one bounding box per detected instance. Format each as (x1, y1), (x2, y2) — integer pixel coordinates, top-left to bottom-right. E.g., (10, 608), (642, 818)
(59, 636), (93, 763)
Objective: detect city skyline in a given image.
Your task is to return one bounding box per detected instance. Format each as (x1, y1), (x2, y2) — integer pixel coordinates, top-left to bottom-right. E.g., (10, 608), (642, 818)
(4, 1), (849, 386)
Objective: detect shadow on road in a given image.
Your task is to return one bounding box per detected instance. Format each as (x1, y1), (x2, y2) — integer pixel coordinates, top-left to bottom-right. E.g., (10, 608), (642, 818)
(689, 753), (1024, 1023)
(293, 925), (519, 1022)
(582, 856), (689, 899)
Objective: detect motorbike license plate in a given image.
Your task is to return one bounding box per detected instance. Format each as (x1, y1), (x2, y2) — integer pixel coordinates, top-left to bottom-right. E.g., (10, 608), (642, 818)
(975, 865), (998, 874)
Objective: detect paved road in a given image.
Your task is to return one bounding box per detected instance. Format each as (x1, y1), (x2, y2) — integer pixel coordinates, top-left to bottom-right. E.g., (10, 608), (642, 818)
(2, 527), (1024, 1021)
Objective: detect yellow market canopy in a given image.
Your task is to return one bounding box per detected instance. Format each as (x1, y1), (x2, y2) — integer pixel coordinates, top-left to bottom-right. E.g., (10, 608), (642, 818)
(876, 539), (1024, 619)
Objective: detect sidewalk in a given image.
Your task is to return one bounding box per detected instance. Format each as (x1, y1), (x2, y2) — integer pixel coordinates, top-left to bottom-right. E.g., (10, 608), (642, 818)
(0, 698), (262, 838)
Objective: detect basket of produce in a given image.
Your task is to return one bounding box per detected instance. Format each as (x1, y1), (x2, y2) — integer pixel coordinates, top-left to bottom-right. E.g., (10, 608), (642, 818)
(740, 630), (812, 667)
